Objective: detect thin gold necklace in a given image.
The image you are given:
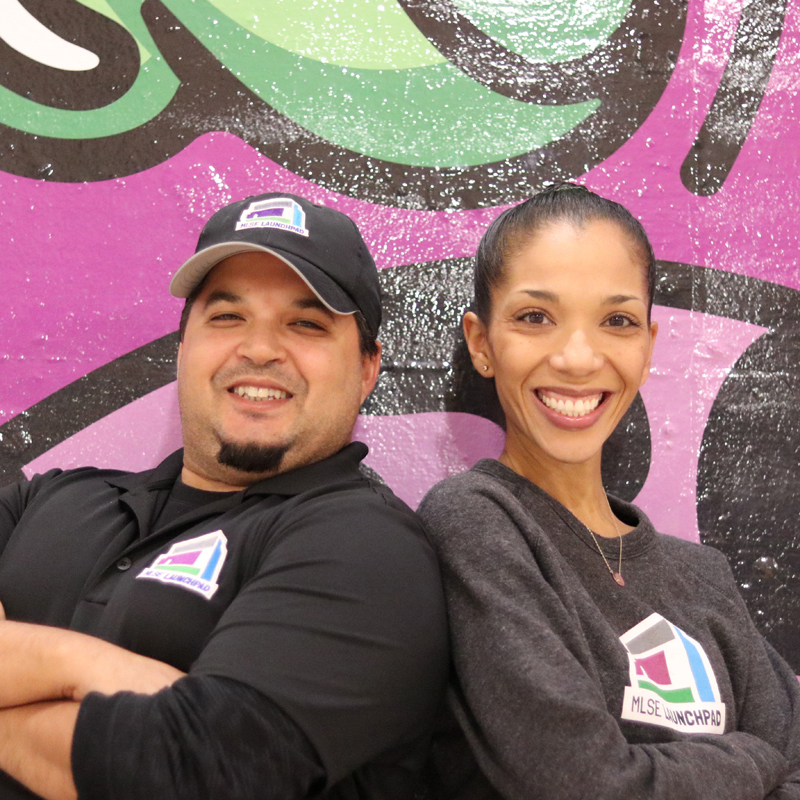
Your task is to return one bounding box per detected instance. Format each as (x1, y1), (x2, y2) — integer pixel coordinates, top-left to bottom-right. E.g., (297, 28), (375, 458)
(586, 496), (625, 586)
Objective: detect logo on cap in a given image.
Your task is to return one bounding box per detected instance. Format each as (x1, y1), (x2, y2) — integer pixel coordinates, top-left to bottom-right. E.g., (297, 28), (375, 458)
(235, 198), (309, 237)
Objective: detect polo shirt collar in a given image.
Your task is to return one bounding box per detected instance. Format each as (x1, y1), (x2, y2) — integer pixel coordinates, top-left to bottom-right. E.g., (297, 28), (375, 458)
(103, 441), (369, 498)
(103, 449), (185, 493)
(244, 441), (368, 497)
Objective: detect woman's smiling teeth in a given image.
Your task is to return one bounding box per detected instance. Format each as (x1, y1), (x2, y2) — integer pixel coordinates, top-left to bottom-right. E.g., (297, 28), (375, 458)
(536, 390), (603, 418)
(231, 385), (290, 401)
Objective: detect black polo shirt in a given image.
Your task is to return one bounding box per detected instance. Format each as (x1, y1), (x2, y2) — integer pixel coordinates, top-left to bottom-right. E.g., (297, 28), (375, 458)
(0, 443), (448, 798)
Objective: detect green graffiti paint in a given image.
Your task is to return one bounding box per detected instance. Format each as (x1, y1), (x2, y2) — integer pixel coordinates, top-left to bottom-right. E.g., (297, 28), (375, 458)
(165, 0), (599, 167)
(211, 0), (446, 69)
(76, 0), (152, 62)
(0, 62), (178, 139)
(454, 0), (631, 63)
(0, 0), (178, 138)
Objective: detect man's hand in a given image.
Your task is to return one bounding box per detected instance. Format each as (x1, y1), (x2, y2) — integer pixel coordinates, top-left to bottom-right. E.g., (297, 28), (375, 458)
(0, 620), (185, 707)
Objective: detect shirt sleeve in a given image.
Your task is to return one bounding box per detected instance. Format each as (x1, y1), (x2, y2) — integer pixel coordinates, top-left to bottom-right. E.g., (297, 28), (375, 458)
(189, 487), (449, 787)
(0, 471), (66, 553)
(755, 641), (800, 800)
(72, 675), (326, 800)
(419, 481), (792, 800)
(0, 477), (32, 553)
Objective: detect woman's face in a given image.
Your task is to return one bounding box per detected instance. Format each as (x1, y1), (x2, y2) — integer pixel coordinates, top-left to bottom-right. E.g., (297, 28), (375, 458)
(464, 218), (657, 469)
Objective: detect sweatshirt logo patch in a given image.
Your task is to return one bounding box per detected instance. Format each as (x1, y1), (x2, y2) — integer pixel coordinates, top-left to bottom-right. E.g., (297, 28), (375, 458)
(137, 530), (228, 600)
(620, 613), (726, 734)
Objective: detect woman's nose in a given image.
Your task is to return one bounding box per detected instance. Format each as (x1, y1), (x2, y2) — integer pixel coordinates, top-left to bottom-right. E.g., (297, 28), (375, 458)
(550, 329), (603, 375)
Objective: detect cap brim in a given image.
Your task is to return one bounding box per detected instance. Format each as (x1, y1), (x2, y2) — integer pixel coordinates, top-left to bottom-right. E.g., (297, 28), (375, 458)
(169, 242), (358, 316)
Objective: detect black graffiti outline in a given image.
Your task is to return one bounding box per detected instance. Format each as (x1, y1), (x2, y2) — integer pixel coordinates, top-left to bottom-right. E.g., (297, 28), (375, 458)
(0, 0), (139, 111)
(680, 0), (789, 196)
(395, 0), (682, 105)
(0, 0), (788, 204)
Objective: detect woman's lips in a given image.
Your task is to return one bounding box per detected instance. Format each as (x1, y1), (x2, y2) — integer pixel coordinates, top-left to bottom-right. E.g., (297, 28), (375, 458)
(534, 389), (608, 429)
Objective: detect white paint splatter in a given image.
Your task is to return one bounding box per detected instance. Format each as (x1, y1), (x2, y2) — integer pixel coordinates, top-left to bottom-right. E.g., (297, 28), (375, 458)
(0, 0), (100, 71)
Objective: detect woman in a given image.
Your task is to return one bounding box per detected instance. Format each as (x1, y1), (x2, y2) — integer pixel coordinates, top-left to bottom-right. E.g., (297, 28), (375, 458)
(419, 184), (800, 800)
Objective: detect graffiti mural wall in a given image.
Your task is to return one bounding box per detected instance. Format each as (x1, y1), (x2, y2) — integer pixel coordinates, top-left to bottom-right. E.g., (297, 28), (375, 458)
(1, 0), (800, 664)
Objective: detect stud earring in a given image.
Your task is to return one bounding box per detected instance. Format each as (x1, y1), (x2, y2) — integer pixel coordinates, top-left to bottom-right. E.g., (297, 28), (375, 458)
(482, 365), (489, 372)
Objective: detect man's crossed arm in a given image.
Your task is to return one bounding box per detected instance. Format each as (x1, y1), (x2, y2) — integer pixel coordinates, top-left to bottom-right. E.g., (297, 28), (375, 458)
(0, 616), (184, 800)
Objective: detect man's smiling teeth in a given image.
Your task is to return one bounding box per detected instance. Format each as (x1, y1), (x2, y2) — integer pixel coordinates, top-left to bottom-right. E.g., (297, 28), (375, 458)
(232, 385), (289, 401)
(537, 391), (602, 418)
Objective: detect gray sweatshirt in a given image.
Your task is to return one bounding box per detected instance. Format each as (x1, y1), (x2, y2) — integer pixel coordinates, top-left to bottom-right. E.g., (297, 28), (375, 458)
(418, 459), (800, 800)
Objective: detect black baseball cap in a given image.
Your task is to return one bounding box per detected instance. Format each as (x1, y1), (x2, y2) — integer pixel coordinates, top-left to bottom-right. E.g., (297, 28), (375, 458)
(170, 192), (382, 336)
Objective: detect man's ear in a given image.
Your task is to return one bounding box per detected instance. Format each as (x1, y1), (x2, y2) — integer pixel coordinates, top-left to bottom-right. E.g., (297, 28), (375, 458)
(360, 341), (383, 404)
(462, 311), (494, 378)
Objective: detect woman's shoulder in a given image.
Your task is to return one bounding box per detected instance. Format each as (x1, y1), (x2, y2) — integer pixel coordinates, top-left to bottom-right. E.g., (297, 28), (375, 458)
(420, 460), (519, 513)
(418, 460), (526, 543)
(647, 523), (739, 593)
(650, 524), (728, 564)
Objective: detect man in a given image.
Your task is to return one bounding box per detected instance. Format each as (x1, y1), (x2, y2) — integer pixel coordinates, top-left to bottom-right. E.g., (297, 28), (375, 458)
(0, 193), (448, 800)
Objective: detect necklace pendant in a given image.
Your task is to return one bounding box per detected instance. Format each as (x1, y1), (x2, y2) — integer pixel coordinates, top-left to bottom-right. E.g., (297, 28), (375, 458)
(613, 572), (625, 587)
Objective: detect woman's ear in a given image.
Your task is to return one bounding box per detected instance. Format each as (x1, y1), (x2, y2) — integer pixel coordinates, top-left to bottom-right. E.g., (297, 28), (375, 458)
(639, 319), (658, 387)
(463, 311), (494, 378)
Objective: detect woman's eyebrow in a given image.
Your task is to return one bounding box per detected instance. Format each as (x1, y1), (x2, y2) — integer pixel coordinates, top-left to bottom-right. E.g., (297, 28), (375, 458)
(522, 290), (559, 303)
(603, 294), (643, 305)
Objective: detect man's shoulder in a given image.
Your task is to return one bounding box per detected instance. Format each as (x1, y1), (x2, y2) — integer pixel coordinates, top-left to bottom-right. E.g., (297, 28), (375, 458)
(6, 464), (136, 500)
(247, 442), (425, 535)
(1, 450), (185, 520)
(264, 467), (427, 548)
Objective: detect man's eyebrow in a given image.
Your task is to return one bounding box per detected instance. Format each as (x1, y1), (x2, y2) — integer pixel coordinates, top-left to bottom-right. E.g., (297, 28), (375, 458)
(203, 290), (242, 307)
(294, 296), (335, 317)
(202, 290), (336, 317)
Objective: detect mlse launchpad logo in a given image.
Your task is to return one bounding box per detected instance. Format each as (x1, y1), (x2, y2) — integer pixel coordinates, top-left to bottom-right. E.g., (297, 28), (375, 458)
(235, 197), (309, 237)
(620, 613), (725, 734)
(137, 530), (228, 600)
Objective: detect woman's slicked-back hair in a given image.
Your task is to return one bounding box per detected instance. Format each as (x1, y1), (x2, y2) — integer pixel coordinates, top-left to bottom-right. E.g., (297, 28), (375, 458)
(473, 182), (656, 322)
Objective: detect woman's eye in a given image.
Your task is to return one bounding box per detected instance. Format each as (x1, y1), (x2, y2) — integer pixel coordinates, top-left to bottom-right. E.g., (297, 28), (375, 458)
(518, 310), (549, 325)
(605, 314), (638, 328)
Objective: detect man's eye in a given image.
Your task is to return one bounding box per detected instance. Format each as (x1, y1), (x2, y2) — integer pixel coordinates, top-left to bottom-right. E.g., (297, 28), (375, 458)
(293, 319), (326, 331)
(210, 313), (242, 322)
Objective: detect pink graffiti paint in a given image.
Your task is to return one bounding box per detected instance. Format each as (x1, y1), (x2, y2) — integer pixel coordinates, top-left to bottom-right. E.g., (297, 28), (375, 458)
(3, 0), (797, 437)
(352, 413), (505, 507)
(22, 382), (183, 477)
(584, 0), (800, 287)
(0, 134), (503, 425)
(634, 306), (766, 541)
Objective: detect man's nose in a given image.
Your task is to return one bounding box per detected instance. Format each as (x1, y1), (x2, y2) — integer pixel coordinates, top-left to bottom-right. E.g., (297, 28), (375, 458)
(235, 324), (285, 364)
(549, 329), (603, 376)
